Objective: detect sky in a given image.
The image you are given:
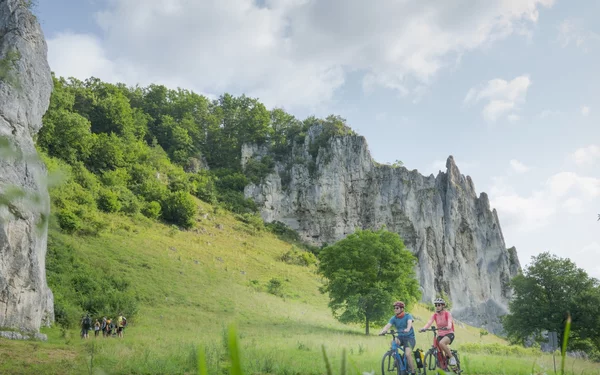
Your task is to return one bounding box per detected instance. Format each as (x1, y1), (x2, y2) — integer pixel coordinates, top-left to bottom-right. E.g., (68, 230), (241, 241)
(35, 0), (599, 279)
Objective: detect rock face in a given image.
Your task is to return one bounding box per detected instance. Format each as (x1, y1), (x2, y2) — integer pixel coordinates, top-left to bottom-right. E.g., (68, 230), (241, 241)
(0, 0), (54, 335)
(244, 125), (521, 333)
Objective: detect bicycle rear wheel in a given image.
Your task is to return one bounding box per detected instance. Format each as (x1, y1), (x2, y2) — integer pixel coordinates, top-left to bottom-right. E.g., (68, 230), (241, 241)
(449, 351), (462, 374)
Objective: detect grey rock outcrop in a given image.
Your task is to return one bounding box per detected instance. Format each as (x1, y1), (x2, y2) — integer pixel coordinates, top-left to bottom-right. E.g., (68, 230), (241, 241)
(244, 125), (521, 333)
(0, 0), (54, 335)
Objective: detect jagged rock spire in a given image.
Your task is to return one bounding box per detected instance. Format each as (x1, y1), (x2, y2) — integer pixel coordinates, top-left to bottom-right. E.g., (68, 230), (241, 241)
(245, 132), (520, 333)
(0, 0), (54, 338)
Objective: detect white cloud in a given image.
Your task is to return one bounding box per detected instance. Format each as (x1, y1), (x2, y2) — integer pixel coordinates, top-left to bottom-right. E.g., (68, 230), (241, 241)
(489, 171), (600, 232)
(557, 19), (600, 52)
(562, 197), (584, 214)
(581, 106), (590, 116)
(570, 145), (600, 165)
(547, 172), (600, 198)
(464, 75), (531, 122)
(536, 109), (563, 119)
(489, 177), (555, 231)
(46, 0), (554, 110)
(47, 32), (121, 82)
(509, 159), (530, 173)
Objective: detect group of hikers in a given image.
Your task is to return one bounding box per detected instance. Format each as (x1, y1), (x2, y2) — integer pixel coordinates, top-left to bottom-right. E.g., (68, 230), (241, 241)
(80, 313), (127, 339)
(379, 298), (456, 375)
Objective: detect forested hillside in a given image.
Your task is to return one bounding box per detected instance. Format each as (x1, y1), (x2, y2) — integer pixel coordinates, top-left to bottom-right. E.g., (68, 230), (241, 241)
(37, 75), (354, 328)
(39, 75), (357, 227)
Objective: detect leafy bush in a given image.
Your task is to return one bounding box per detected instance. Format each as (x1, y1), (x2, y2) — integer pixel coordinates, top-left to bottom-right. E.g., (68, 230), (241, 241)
(51, 180), (96, 211)
(278, 170), (291, 189)
(267, 278), (283, 296)
(168, 170), (193, 193)
(97, 188), (121, 213)
(53, 294), (82, 330)
(114, 186), (141, 215)
(217, 190), (257, 214)
(266, 221), (300, 242)
(235, 213), (265, 234)
(56, 208), (81, 234)
(280, 247), (317, 267)
(72, 207), (108, 236)
(160, 191), (197, 228)
(70, 162), (99, 194)
(244, 156), (275, 184)
(190, 171), (217, 204)
(215, 171), (249, 192)
(131, 174), (169, 203)
(100, 167), (130, 187)
(46, 234), (138, 328)
(459, 343), (542, 356)
(307, 115), (355, 160)
(142, 201), (161, 219)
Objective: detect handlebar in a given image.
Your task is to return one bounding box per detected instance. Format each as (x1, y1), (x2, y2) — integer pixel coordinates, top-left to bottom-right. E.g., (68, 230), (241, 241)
(379, 329), (398, 337)
(419, 326), (448, 333)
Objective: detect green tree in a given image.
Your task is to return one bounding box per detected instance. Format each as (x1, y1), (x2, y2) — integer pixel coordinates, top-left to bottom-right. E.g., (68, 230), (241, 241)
(317, 228), (420, 335)
(205, 94), (271, 170)
(269, 108), (303, 158)
(37, 76), (94, 163)
(86, 133), (125, 172)
(503, 252), (600, 353)
(37, 109), (94, 163)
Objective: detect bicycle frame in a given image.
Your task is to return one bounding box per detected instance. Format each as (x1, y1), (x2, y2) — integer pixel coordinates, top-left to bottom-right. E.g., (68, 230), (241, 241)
(381, 330), (408, 374)
(420, 326), (458, 372)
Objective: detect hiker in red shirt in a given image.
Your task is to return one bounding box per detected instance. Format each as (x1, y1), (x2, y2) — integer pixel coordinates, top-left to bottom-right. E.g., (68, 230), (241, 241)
(420, 298), (457, 366)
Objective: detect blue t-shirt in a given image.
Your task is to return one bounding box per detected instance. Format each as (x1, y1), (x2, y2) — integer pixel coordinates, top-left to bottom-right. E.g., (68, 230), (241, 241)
(389, 313), (415, 338)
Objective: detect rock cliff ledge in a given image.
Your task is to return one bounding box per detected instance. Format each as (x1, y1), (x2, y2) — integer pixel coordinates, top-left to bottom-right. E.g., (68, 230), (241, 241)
(244, 125), (521, 332)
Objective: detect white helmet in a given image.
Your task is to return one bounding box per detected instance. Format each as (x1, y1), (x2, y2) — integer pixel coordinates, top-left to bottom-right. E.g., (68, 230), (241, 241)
(433, 298), (446, 306)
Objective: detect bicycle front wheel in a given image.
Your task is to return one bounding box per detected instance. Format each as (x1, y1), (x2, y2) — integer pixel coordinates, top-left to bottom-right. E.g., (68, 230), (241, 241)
(381, 351), (399, 375)
(424, 349), (436, 372)
(397, 353), (408, 375)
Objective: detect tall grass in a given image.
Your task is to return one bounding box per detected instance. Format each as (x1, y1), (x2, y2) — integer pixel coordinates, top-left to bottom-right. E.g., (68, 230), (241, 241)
(561, 313), (572, 375)
(190, 322), (591, 375)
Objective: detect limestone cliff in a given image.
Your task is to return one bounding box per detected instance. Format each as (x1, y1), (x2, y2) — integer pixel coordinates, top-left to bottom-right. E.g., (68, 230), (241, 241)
(244, 125), (521, 333)
(0, 0), (54, 337)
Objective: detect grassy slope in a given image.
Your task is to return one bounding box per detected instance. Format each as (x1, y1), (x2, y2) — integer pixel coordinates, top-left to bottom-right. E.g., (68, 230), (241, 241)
(0, 199), (598, 374)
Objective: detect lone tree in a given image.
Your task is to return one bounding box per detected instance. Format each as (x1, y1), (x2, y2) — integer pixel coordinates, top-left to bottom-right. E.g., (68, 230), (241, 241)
(503, 252), (600, 357)
(317, 228), (420, 335)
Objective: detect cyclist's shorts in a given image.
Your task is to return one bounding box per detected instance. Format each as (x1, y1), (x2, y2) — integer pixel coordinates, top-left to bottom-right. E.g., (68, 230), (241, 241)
(396, 336), (416, 350)
(437, 333), (455, 345)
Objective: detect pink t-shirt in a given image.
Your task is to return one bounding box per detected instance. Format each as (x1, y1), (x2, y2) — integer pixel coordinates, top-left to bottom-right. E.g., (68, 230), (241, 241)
(425, 311), (454, 337)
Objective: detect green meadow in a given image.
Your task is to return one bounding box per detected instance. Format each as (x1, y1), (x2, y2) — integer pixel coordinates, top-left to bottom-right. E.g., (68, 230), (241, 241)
(0, 199), (598, 374)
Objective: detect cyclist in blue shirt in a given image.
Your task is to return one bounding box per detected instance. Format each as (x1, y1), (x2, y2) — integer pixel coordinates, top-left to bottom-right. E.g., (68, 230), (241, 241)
(379, 301), (417, 375)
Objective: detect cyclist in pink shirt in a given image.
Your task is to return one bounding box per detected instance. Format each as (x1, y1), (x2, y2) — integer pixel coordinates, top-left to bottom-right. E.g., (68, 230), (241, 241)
(420, 298), (457, 366)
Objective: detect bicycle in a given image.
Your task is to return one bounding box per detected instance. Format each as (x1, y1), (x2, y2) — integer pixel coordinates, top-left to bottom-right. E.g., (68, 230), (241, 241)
(380, 330), (426, 375)
(419, 326), (461, 374)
